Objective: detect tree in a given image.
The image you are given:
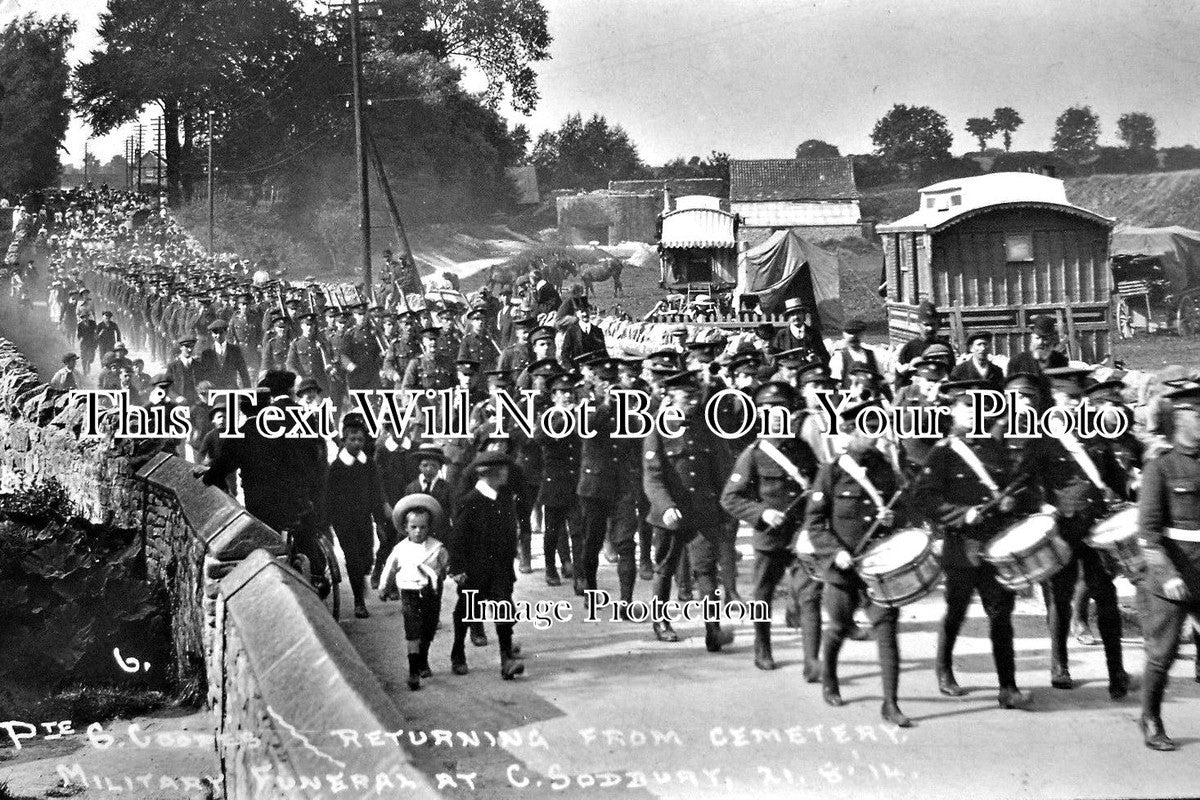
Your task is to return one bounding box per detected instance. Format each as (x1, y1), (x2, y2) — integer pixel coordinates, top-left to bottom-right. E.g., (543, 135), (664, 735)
(531, 113), (647, 190)
(0, 14), (76, 198)
(374, 0), (551, 114)
(1053, 105), (1101, 161)
(870, 104), (953, 171)
(795, 139), (840, 159)
(991, 107), (1023, 151)
(1117, 112), (1158, 152)
(965, 117), (997, 151)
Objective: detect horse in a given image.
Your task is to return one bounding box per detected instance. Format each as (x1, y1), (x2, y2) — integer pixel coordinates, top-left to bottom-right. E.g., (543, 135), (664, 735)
(578, 257), (626, 298)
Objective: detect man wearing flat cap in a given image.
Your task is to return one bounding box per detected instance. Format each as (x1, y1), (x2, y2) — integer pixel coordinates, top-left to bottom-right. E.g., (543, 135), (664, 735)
(559, 304), (607, 369)
(895, 300), (954, 389)
(199, 317), (251, 390)
(49, 353), (80, 393)
(1008, 315), (1069, 377)
(167, 336), (202, 404)
(830, 318), (879, 388)
(950, 331), (1004, 388)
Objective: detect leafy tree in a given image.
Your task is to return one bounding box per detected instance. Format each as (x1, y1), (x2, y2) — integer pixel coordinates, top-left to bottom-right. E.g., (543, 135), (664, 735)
(965, 117), (997, 151)
(373, 0), (551, 113)
(991, 107), (1023, 151)
(870, 104), (953, 171)
(1053, 105), (1101, 161)
(1117, 112), (1158, 152)
(795, 139), (841, 159)
(0, 14), (76, 198)
(531, 113), (647, 190)
(656, 151), (728, 181)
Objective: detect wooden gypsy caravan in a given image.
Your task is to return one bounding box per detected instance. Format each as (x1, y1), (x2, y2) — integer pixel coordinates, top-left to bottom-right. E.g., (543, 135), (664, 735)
(877, 173), (1116, 362)
(657, 195), (739, 288)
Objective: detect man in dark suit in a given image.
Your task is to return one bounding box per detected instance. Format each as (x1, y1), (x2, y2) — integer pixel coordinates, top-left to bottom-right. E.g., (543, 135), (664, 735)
(559, 305), (606, 368)
(199, 318), (252, 390)
(1007, 315), (1070, 377)
(166, 337), (202, 404)
(530, 268), (561, 318)
(771, 298), (830, 365)
(894, 300), (955, 389)
(949, 331), (1005, 388)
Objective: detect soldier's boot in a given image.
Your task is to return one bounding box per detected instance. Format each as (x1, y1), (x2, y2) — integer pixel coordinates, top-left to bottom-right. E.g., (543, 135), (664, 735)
(801, 600), (822, 683)
(450, 623), (469, 676)
(616, 549), (637, 621)
(499, 626), (525, 680)
(676, 553), (694, 601)
(470, 621), (488, 648)
(1141, 662), (1176, 750)
(878, 632), (913, 728)
(1098, 601), (1130, 699)
(704, 622), (728, 653)
(753, 622), (775, 671)
(638, 524), (654, 581)
(558, 535), (574, 580)
(517, 538), (533, 574)
(418, 640), (433, 678)
(821, 633), (845, 706)
(935, 629), (968, 697)
(719, 526), (742, 604)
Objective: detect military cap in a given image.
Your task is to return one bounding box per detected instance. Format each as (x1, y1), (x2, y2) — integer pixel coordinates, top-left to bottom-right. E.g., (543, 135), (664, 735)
(1029, 315), (1058, 336)
(941, 379), (990, 399)
(420, 326), (441, 339)
(1044, 366), (1092, 393)
(661, 370), (700, 391)
(296, 377), (322, 395)
(466, 306), (486, 319)
(592, 357), (619, 380)
(617, 357), (644, 372)
(456, 359), (481, 374)
(177, 336), (197, 347)
(774, 347), (808, 367)
(151, 372), (173, 387)
(921, 342), (954, 363)
(842, 318), (866, 335)
(410, 446), (448, 465)
(847, 362), (881, 378)
(1082, 379), (1127, 403)
(323, 306), (340, 317)
(1165, 384), (1200, 410)
(839, 396), (884, 424)
(575, 350), (607, 368)
(257, 369), (297, 395)
(486, 368), (514, 384)
(270, 313), (288, 325)
(914, 358), (949, 378)
(208, 318), (229, 332)
(754, 381), (797, 408)
(528, 358), (563, 377)
(645, 349), (681, 372)
(469, 450), (513, 472)
(347, 301), (367, 311)
(729, 353), (762, 375)
(285, 297), (303, 307)
(530, 326), (555, 344)
(297, 311), (318, 323)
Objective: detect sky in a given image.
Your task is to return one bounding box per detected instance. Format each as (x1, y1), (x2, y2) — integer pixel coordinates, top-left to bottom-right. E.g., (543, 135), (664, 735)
(5, 0), (1200, 166)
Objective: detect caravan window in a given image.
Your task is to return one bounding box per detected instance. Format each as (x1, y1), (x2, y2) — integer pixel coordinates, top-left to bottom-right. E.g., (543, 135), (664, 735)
(1005, 233), (1034, 262)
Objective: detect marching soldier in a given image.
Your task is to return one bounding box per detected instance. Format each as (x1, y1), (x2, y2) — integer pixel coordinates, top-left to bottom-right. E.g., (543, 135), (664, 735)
(643, 370), (734, 648)
(342, 303), (383, 391)
(259, 314), (292, 379)
(915, 380), (1035, 709)
(1138, 384), (1200, 751)
(403, 328), (454, 391)
(575, 359), (625, 598)
(498, 317), (535, 374)
(1037, 366), (1131, 698)
(803, 396), (913, 728)
(458, 305), (499, 372)
(286, 312), (332, 393)
(721, 381), (819, 671)
(536, 374), (580, 586)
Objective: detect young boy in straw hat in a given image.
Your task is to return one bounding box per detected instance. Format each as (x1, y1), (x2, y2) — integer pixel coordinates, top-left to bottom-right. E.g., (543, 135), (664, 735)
(378, 493), (449, 691)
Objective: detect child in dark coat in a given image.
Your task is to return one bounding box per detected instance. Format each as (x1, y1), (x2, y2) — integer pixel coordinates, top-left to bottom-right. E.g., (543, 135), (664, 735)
(327, 414), (386, 618)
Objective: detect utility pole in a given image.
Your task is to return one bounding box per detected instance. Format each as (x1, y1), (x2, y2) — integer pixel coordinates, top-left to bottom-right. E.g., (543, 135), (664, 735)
(83, 141), (89, 185)
(125, 137), (133, 190)
(155, 117), (163, 204)
(136, 124), (144, 190)
(207, 110), (215, 254)
(349, 0), (372, 299)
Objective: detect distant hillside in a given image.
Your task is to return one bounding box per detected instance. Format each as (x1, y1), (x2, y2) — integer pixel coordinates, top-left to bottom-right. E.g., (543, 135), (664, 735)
(861, 169), (1200, 230)
(1065, 170), (1200, 230)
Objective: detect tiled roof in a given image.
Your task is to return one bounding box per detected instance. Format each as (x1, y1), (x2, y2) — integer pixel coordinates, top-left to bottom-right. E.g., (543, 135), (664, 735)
(729, 157), (859, 202)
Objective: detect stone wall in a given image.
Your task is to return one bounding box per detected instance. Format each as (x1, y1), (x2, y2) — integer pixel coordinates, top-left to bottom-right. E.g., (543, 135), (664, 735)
(0, 338), (437, 799)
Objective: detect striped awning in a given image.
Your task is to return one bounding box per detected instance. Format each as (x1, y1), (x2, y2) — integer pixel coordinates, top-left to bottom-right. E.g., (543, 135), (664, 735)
(660, 207), (737, 249)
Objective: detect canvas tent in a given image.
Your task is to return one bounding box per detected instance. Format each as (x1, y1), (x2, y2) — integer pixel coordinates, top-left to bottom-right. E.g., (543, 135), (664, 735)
(1109, 225), (1200, 296)
(738, 229), (844, 331)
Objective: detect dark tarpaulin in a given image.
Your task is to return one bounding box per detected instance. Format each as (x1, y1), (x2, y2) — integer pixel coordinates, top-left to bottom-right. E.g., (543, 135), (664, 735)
(739, 229), (844, 331)
(1109, 225), (1200, 296)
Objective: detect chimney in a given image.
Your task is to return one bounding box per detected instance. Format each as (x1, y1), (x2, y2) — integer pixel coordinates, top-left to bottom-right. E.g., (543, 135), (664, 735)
(662, 183), (672, 213)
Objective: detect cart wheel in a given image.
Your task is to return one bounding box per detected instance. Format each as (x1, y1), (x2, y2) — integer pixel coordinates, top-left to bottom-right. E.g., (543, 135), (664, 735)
(1176, 295), (1200, 336)
(1115, 297), (1134, 339)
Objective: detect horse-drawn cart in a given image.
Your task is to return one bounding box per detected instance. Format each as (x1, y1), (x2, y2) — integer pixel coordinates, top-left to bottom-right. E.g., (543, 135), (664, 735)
(1109, 226), (1200, 338)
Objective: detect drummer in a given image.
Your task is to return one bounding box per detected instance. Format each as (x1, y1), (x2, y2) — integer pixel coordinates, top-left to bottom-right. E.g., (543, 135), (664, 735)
(1136, 384), (1200, 752)
(914, 379), (1035, 709)
(802, 396), (913, 728)
(1038, 366), (1131, 698)
(721, 381), (820, 674)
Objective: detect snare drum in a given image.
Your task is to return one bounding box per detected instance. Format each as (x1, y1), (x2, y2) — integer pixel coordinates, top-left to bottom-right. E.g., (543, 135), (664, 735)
(857, 527), (942, 608)
(1087, 505), (1144, 577)
(984, 513), (1072, 590)
(793, 529), (820, 580)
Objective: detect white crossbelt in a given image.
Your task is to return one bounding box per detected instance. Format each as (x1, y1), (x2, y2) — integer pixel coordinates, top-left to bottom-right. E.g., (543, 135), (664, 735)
(1054, 432), (1107, 491)
(837, 453), (886, 512)
(947, 437), (1001, 500)
(758, 440), (811, 491)
(1165, 528), (1200, 543)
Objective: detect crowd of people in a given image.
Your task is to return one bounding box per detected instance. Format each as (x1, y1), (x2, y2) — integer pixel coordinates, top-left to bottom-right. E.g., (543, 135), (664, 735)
(8, 186), (1200, 748)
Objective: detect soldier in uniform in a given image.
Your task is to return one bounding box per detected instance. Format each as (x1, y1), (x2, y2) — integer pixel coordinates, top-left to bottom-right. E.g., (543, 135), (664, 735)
(803, 397), (913, 727)
(894, 355), (950, 475)
(286, 312), (332, 393)
(517, 328), (557, 390)
(1038, 366), (1130, 697)
(498, 317), (535, 374)
(574, 359), (626, 599)
(342, 303), (383, 391)
(458, 305), (499, 372)
(259, 314), (292, 379)
(1137, 384), (1200, 751)
(326, 308), (351, 411)
(643, 370), (734, 648)
(537, 373), (580, 586)
(402, 327), (455, 391)
(914, 380), (1035, 709)
(721, 381), (819, 671)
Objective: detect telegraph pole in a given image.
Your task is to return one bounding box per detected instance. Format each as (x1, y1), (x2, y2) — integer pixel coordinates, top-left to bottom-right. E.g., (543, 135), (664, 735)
(207, 110), (215, 254)
(155, 117), (163, 203)
(349, 0), (372, 299)
(83, 141), (89, 185)
(136, 124), (144, 189)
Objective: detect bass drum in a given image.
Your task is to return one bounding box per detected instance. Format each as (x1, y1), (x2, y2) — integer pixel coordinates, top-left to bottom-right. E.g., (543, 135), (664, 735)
(857, 527), (942, 608)
(984, 513), (1072, 590)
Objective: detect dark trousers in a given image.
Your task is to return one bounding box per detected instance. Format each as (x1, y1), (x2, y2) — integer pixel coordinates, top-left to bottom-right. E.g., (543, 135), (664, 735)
(1139, 585), (1200, 720)
(450, 584), (515, 665)
(637, 494), (653, 566)
(1045, 518), (1124, 678)
(939, 564), (1018, 688)
(543, 503), (575, 575)
(401, 587), (442, 642)
(651, 525), (720, 603)
(517, 482), (536, 557)
(719, 518), (740, 597)
(578, 496), (611, 590)
(823, 575), (901, 702)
